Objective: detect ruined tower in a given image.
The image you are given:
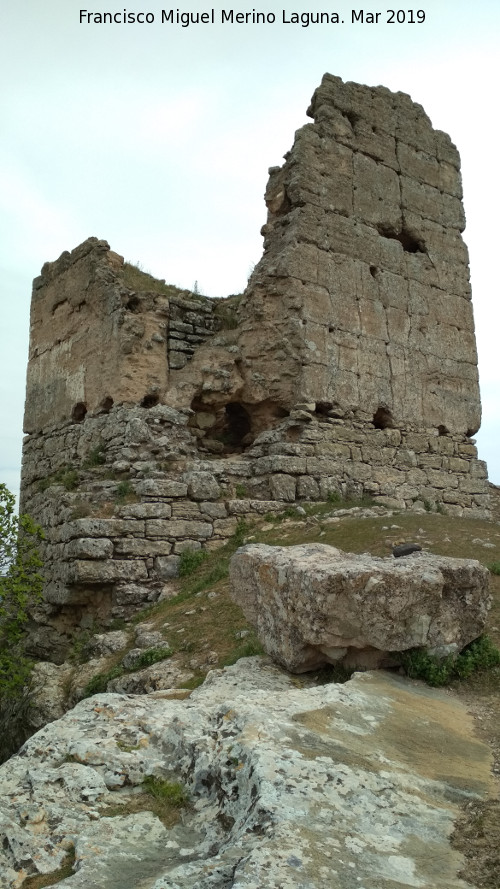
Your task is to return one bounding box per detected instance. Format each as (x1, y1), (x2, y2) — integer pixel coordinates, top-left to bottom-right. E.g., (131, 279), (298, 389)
(21, 74), (489, 660)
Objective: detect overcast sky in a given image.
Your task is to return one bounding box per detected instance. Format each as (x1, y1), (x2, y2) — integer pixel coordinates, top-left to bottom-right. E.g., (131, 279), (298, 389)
(1, 0), (499, 501)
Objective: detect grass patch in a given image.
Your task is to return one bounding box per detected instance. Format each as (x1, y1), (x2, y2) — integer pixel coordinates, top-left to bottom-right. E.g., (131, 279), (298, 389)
(221, 635), (264, 667)
(99, 776), (189, 828)
(142, 775), (189, 807)
(178, 548), (208, 577)
(38, 466), (79, 492)
(400, 635), (500, 687)
(83, 664), (125, 697)
(115, 480), (136, 503)
(132, 647), (172, 669)
(488, 562), (500, 576)
(121, 262), (187, 298)
(83, 444), (106, 468)
(20, 847), (75, 888)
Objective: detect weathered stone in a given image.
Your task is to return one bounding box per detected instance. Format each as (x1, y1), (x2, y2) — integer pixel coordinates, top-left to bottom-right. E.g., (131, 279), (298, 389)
(229, 543), (491, 672)
(0, 660), (494, 889)
(185, 472), (220, 501)
(84, 630), (129, 658)
(65, 537), (113, 559)
(135, 479), (188, 498)
(154, 555), (181, 579)
(269, 473), (296, 502)
(69, 559), (148, 584)
(145, 519), (212, 539)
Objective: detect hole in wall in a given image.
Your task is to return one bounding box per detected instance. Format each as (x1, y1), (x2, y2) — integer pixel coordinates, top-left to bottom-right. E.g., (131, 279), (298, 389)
(100, 396), (114, 413)
(437, 424), (449, 436)
(370, 266), (379, 278)
(224, 403), (252, 447)
(372, 406), (394, 430)
(376, 224), (425, 254)
(315, 402), (333, 416)
(141, 393), (160, 408)
(345, 110), (360, 129)
(126, 296), (141, 312)
(71, 402), (87, 423)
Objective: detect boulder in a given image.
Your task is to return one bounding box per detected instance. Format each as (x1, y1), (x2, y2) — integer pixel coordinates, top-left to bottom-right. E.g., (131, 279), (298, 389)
(229, 543), (491, 671)
(0, 659), (494, 888)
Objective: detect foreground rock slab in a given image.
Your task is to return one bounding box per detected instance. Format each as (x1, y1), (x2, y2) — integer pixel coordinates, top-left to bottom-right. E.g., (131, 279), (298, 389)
(0, 659), (495, 889)
(230, 543), (491, 671)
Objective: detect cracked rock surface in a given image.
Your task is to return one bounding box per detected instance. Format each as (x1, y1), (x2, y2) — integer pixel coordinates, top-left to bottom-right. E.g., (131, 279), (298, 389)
(0, 658), (495, 888)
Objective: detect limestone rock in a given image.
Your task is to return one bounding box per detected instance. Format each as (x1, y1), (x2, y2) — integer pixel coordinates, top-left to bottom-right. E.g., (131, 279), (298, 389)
(229, 543), (491, 671)
(0, 659), (494, 888)
(83, 630), (129, 658)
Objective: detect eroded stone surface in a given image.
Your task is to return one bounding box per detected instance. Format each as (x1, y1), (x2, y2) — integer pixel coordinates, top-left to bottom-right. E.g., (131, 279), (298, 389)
(229, 543), (491, 671)
(0, 659), (494, 888)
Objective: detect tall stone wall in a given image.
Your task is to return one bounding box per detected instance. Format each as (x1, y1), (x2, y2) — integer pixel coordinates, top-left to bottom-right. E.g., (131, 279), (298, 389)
(20, 74), (489, 660)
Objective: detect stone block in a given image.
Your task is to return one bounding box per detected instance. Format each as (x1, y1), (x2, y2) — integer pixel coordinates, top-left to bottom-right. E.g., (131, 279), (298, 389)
(66, 538), (113, 560)
(185, 472), (220, 501)
(230, 543), (491, 672)
(69, 559), (148, 584)
(146, 519), (213, 539)
(136, 479), (188, 498)
(269, 474), (296, 502)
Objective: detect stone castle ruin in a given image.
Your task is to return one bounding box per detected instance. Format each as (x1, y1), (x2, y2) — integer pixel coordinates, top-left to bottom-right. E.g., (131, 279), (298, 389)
(20, 74), (489, 660)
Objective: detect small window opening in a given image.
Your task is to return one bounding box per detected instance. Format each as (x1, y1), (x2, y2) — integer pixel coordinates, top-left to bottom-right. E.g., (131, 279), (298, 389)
(372, 406), (394, 430)
(72, 402), (87, 423)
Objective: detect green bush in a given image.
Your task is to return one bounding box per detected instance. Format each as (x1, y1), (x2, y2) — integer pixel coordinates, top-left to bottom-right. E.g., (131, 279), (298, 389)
(488, 562), (500, 576)
(400, 636), (500, 687)
(84, 444), (106, 468)
(133, 647), (172, 669)
(178, 548), (208, 577)
(115, 480), (134, 502)
(83, 664), (124, 697)
(0, 483), (44, 762)
(38, 466), (79, 492)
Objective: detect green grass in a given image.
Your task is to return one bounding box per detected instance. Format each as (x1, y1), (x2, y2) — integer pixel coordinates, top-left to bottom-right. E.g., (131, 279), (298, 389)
(20, 848), (76, 888)
(83, 444), (106, 468)
(400, 635), (500, 687)
(142, 775), (189, 807)
(488, 562), (500, 576)
(38, 466), (79, 492)
(178, 548), (208, 577)
(221, 635), (264, 667)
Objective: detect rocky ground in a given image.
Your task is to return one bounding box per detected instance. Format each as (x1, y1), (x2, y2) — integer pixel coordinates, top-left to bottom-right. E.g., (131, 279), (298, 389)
(5, 490), (500, 887)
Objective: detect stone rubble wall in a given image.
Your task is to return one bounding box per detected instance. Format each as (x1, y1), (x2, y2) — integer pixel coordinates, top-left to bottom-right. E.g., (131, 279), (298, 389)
(20, 400), (489, 661)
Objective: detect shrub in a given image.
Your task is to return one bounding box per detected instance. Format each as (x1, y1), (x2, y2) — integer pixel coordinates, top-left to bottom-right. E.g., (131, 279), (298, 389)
(132, 647), (172, 669)
(178, 548), (208, 577)
(488, 562), (500, 576)
(84, 444), (106, 468)
(400, 636), (500, 687)
(0, 483), (44, 762)
(115, 480), (134, 502)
